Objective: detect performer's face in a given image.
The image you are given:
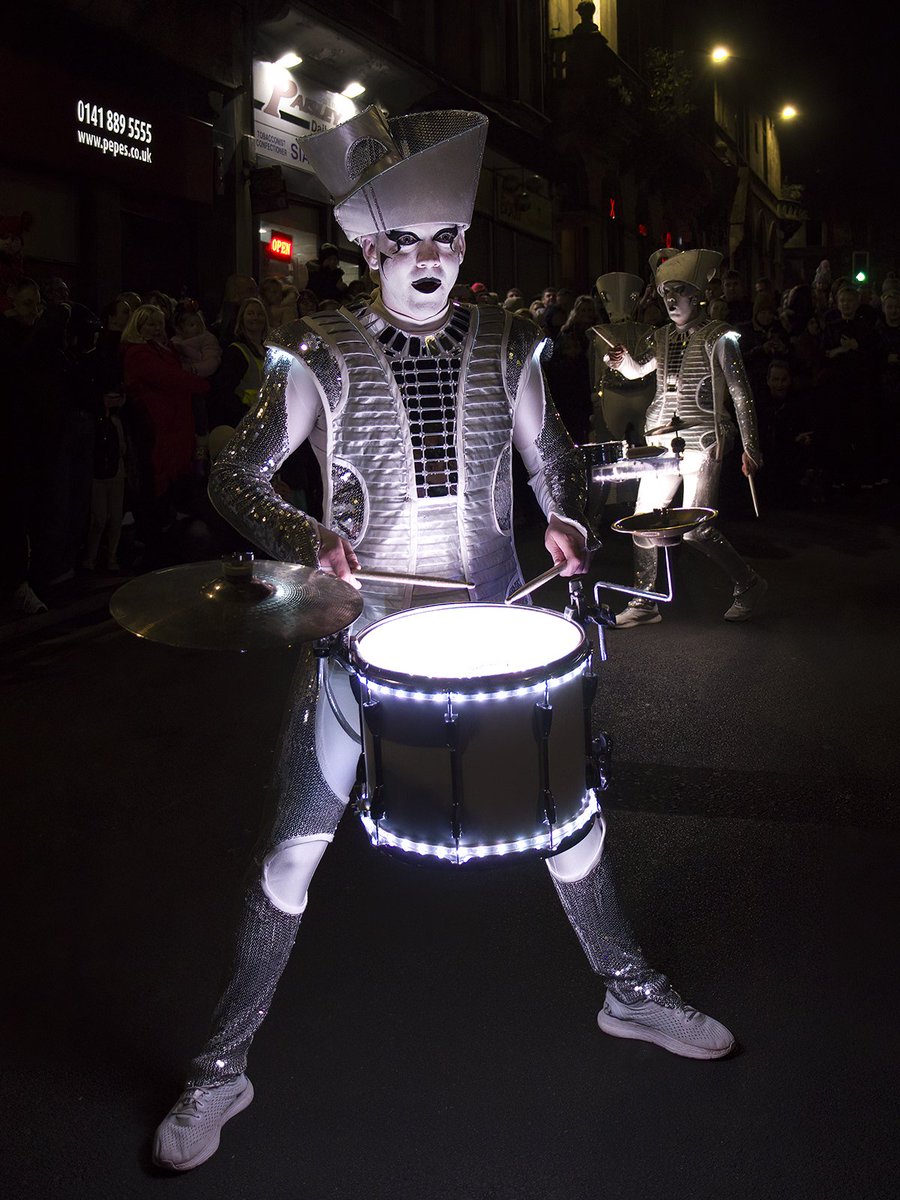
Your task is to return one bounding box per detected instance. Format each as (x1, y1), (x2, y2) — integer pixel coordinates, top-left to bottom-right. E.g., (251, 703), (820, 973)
(661, 281), (702, 329)
(360, 223), (466, 324)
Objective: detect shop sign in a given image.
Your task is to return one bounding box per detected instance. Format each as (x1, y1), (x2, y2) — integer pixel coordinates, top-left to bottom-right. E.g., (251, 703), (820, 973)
(0, 48), (212, 205)
(253, 61), (358, 173)
(267, 232), (294, 260)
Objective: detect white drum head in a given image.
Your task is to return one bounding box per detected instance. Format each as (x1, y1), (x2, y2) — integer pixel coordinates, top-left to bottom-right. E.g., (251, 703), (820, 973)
(355, 604), (583, 682)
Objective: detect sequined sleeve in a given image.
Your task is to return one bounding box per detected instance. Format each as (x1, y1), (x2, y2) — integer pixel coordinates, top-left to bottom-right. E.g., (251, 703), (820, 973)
(716, 331), (762, 465)
(512, 347), (595, 545)
(208, 349), (322, 565)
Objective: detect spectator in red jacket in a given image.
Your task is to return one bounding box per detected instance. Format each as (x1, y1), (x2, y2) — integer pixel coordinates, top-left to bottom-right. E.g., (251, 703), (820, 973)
(122, 305), (209, 558)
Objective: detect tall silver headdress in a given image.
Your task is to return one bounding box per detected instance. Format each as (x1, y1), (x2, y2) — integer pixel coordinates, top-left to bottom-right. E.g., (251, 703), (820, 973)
(595, 272), (644, 322)
(302, 106), (488, 242)
(650, 248), (723, 294)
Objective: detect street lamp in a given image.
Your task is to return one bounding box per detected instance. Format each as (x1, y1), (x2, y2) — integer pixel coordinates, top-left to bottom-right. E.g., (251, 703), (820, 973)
(710, 45), (731, 64)
(780, 104), (798, 120)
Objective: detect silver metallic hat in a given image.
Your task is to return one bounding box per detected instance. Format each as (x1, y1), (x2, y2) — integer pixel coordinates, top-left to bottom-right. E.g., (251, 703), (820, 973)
(302, 106), (488, 242)
(650, 248), (723, 294)
(595, 272), (644, 322)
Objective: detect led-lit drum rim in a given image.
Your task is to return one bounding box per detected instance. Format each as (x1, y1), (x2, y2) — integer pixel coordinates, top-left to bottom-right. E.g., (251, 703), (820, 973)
(350, 605), (596, 864)
(359, 790), (601, 864)
(349, 603), (588, 696)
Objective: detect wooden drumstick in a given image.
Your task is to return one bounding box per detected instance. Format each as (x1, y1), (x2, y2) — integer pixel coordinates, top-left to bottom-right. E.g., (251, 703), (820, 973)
(747, 473), (761, 519)
(504, 562), (564, 604)
(353, 568), (473, 590)
(593, 327), (617, 350)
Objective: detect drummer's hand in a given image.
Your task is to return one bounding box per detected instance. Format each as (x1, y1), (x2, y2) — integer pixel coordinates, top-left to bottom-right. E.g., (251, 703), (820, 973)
(317, 527), (362, 589)
(741, 451), (761, 477)
(545, 515), (592, 577)
(604, 344), (627, 369)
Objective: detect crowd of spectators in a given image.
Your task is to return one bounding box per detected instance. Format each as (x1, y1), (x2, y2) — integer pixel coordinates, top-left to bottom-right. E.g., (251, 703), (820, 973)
(2, 248), (897, 617)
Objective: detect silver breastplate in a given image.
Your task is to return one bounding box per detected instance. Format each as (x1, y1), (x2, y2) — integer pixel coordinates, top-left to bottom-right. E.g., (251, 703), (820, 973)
(353, 304), (471, 499)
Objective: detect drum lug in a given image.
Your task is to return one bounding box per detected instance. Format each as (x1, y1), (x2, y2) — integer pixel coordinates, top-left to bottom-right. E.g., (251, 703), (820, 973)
(587, 732), (612, 792)
(361, 696), (387, 820)
(349, 754), (368, 812)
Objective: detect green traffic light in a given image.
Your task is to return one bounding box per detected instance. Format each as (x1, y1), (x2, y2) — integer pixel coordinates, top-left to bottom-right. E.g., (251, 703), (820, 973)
(855, 270), (867, 283)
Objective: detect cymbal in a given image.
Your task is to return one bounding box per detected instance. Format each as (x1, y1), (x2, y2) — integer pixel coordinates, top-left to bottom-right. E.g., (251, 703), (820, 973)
(612, 506), (717, 547)
(110, 554), (364, 650)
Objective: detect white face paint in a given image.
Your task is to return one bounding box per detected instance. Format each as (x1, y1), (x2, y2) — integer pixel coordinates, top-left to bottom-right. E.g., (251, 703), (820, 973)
(660, 281), (702, 330)
(360, 222), (466, 327)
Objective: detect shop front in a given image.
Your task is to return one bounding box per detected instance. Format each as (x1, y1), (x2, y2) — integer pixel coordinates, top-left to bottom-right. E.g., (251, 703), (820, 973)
(251, 59), (363, 291)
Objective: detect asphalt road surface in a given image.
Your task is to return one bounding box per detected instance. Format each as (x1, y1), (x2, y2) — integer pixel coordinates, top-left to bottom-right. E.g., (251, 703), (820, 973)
(4, 496), (899, 1200)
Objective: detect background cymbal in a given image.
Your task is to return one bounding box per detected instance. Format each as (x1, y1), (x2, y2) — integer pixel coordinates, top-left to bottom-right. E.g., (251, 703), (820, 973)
(110, 557), (363, 650)
(612, 506), (717, 546)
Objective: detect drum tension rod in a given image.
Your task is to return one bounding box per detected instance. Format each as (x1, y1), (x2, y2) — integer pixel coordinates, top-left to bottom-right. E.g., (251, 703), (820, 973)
(444, 694), (463, 849)
(534, 680), (556, 838)
(358, 681), (386, 822)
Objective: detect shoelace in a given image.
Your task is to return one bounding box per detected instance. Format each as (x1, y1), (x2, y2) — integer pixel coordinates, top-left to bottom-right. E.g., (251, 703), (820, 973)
(175, 1089), (209, 1118)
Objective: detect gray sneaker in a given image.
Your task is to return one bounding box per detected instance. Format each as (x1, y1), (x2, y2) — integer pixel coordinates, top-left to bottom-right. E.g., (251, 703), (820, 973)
(614, 600), (661, 628)
(724, 573), (767, 622)
(152, 1074), (254, 1171)
(598, 991), (734, 1059)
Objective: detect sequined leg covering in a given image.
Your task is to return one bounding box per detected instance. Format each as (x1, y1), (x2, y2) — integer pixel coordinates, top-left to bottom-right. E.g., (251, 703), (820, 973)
(681, 451), (753, 590)
(550, 841), (675, 1006)
(632, 539), (659, 593)
(186, 648), (350, 1088)
(683, 523), (754, 589)
(186, 878), (303, 1087)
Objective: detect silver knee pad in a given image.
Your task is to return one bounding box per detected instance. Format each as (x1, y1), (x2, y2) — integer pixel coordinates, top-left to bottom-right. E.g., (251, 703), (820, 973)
(546, 815), (606, 882)
(261, 835), (331, 915)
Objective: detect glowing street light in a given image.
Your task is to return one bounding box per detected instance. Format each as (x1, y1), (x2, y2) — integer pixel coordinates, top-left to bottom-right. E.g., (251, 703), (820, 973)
(711, 46), (731, 64)
(780, 104), (798, 120)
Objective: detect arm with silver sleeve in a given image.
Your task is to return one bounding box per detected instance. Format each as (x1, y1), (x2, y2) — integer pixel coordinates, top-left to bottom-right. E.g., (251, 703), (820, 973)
(208, 350), (324, 565)
(716, 330), (762, 469)
(512, 343), (597, 572)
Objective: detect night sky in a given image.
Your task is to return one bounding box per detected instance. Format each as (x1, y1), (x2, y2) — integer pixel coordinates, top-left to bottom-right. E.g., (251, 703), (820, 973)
(685, 1), (896, 216)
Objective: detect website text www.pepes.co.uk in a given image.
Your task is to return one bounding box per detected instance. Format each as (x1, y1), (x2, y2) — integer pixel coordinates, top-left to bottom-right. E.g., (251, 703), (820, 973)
(75, 101), (153, 164)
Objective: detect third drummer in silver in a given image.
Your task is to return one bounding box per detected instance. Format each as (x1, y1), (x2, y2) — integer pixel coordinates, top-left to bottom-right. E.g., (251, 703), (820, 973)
(607, 249), (767, 627)
(153, 110), (736, 1174)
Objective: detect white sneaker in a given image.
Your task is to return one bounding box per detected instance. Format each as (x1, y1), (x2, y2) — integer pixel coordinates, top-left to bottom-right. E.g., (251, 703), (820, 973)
(152, 1074), (254, 1171)
(12, 582), (48, 614)
(614, 601), (661, 628)
(598, 991), (734, 1060)
(724, 573), (767, 622)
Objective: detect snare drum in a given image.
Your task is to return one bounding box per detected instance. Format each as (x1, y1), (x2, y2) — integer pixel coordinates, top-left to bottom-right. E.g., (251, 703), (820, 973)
(349, 604), (599, 864)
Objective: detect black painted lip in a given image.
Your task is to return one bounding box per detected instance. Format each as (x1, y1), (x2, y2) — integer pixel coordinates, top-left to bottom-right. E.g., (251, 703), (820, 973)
(412, 279), (442, 294)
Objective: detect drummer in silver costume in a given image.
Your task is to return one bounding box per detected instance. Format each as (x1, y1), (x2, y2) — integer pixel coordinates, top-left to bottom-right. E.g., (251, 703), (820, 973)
(153, 111), (735, 1174)
(589, 272), (655, 444)
(607, 248), (767, 626)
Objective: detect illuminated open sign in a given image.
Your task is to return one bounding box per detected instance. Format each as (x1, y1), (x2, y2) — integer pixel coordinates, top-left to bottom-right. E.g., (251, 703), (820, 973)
(267, 232), (293, 260)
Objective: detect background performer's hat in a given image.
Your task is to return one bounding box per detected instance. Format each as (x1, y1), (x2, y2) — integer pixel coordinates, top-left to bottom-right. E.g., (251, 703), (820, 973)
(302, 106), (488, 242)
(650, 248), (723, 294)
(595, 272), (644, 322)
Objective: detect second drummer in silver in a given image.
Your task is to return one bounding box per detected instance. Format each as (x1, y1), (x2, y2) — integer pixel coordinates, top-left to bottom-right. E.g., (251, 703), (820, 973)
(607, 248), (767, 626)
(152, 109), (735, 1174)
